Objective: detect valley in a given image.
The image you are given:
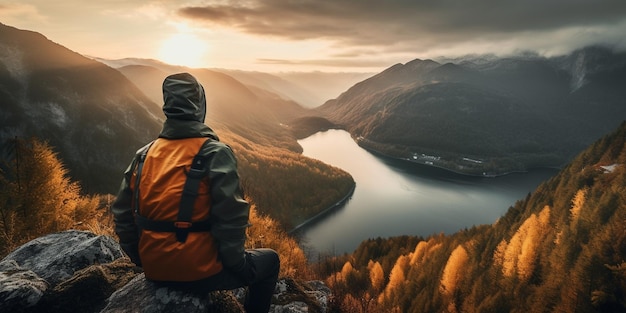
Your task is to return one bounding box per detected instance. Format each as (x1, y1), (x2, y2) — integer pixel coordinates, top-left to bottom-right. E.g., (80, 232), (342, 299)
(296, 129), (558, 256)
(2, 21), (626, 312)
(317, 47), (626, 176)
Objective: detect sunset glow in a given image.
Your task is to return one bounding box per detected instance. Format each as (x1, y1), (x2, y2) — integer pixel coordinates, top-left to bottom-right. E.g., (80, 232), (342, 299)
(0, 1), (625, 72)
(158, 33), (209, 68)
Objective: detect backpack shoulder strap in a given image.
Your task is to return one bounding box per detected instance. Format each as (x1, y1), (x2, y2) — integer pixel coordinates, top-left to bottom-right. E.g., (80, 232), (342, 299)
(133, 140), (155, 215)
(175, 142), (211, 242)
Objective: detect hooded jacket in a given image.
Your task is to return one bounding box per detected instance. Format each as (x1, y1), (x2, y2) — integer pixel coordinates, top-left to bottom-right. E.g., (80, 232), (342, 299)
(111, 73), (250, 281)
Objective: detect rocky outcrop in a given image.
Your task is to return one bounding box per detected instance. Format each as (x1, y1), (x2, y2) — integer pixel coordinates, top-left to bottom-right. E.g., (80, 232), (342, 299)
(0, 230), (330, 313)
(0, 230), (127, 312)
(37, 257), (141, 313)
(2, 230), (124, 286)
(0, 260), (48, 310)
(100, 273), (243, 313)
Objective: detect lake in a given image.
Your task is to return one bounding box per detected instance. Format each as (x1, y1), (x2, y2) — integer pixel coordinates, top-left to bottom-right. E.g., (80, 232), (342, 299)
(296, 129), (559, 257)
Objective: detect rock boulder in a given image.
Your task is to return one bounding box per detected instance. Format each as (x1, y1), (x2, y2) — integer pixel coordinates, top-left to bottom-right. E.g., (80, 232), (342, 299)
(0, 230), (331, 313)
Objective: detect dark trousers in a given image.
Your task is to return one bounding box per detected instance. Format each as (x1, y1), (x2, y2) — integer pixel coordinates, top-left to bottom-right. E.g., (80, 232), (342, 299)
(159, 248), (280, 313)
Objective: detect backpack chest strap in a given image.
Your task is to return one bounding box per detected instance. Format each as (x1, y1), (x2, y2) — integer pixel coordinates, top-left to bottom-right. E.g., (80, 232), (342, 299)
(134, 214), (211, 232)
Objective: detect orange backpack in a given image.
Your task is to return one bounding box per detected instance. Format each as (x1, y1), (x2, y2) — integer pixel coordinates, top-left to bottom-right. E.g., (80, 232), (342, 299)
(131, 137), (223, 281)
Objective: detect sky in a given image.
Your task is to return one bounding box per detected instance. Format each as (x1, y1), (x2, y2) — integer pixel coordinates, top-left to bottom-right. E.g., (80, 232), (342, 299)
(1, 0), (626, 73)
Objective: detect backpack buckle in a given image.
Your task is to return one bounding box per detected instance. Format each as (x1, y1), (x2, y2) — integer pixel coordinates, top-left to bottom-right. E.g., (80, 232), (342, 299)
(174, 221), (192, 229)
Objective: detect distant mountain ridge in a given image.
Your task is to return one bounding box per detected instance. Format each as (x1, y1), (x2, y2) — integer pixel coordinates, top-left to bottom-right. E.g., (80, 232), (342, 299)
(96, 57), (374, 108)
(103, 60), (310, 152)
(318, 46), (626, 175)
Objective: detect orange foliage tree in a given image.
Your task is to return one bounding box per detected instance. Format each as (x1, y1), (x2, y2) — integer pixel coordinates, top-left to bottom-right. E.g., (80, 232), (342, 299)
(0, 138), (103, 255)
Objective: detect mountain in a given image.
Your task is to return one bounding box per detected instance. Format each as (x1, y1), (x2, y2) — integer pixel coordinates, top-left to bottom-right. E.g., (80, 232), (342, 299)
(209, 69), (324, 109)
(0, 24), (318, 192)
(218, 70), (375, 108)
(318, 46), (626, 175)
(0, 23), (162, 193)
(121, 65), (357, 228)
(325, 121), (626, 312)
(107, 61), (310, 152)
(0, 24), (353, 230)
(97, 57), (374, 109)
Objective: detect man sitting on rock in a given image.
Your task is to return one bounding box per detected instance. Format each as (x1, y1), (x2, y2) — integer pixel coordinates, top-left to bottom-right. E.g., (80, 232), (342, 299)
(112, 72), (280, 313)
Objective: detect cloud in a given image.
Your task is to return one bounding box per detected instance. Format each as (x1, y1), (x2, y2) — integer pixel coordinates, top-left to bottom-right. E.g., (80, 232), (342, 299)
(5, 0), (624, 72)
(103, 2), (169, 20)
(177, 0), (626, 56)
(0, 3), (47, 24)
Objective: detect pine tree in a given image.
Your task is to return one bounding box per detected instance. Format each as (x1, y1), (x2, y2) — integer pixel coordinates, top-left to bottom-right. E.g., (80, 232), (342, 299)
(368, 260), (385, 293)
(440, 245), (469, 296)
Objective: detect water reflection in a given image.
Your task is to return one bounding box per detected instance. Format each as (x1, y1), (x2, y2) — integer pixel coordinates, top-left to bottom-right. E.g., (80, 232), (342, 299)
(297, 129), (558, 256)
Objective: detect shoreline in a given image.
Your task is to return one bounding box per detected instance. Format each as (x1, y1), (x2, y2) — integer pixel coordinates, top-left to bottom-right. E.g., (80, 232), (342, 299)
(357, 141), (563, 178)
(291, 128), (561, 234)
(288, 183), (356, 235)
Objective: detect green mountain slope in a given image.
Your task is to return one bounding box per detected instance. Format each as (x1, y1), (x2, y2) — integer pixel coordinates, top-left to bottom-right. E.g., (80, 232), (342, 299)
(318, 47), (626, 176)
(0, 23), (162, 193)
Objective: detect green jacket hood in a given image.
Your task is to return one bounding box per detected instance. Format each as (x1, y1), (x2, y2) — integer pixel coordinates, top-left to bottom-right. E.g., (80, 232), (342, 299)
(159, 72), (219, 140)
(162, 72), (206, 122)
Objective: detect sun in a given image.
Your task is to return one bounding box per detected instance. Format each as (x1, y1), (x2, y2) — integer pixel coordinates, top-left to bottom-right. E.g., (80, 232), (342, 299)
(158, 33), (209, 68)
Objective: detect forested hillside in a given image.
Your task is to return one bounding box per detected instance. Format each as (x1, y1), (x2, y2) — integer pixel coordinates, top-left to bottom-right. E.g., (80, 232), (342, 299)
(219, 131), (354, 229)
(318, 46), (626, 176)
(0, 137), (312, 280)
(0, 23), (162, 193)
(320, 121), (626, 312)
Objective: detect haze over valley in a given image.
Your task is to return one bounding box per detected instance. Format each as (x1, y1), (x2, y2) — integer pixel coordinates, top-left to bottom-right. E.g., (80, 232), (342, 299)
(1, 2), (626, 309)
